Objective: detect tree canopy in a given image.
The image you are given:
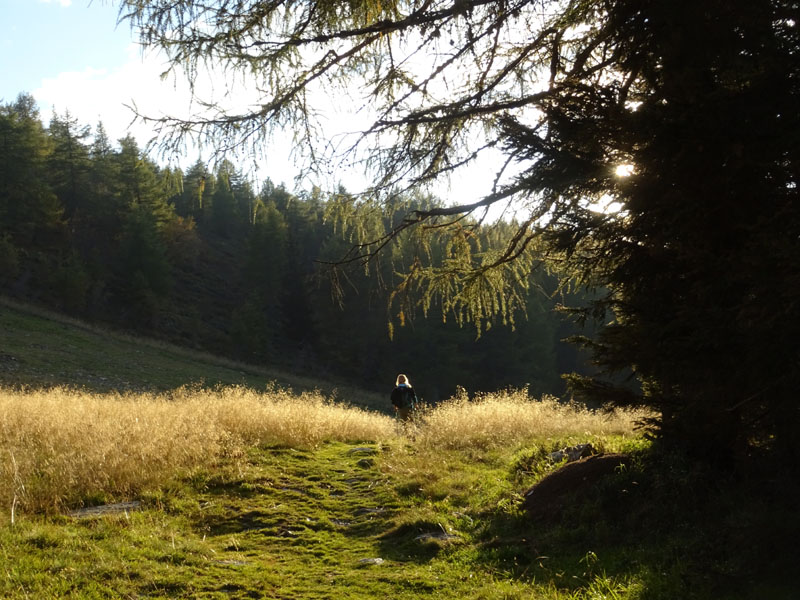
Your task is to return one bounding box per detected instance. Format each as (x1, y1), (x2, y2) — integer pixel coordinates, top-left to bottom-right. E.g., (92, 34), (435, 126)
(1, 93), (583, 402)
(121, 0), (800, 461)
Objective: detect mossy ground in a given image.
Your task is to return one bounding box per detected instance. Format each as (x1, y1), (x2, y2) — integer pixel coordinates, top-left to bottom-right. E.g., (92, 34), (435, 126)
(2, 438), (798, 599)
(0, 441), (544, 599)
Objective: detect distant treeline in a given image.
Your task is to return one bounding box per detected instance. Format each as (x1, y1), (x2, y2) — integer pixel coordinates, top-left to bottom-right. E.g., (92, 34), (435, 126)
(0, 93), (593, 401)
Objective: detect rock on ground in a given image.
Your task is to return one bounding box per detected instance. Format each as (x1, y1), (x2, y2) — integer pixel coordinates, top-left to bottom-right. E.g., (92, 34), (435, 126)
(522, 454), (631, 521)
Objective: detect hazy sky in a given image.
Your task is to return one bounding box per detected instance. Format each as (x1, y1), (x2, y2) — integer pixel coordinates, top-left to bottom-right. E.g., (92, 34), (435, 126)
(0, 0), (372, 189)
(0, 0), (509, 202)
(1, 1), (142, 133)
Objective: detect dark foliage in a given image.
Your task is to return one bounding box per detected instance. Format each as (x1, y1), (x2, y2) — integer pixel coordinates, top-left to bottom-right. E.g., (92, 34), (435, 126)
(120, 0), (799, 462)
(0, 93), (588, 402)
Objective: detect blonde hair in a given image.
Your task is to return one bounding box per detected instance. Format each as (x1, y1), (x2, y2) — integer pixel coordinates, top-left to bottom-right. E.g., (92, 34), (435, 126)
(395, 374), (412, 387)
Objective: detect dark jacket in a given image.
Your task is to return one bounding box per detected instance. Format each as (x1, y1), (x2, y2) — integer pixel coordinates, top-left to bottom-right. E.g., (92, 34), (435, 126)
(391, 384), (417, 409)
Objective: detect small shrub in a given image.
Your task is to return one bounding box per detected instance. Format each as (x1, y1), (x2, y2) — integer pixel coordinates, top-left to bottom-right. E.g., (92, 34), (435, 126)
(0, 234), (20, 282)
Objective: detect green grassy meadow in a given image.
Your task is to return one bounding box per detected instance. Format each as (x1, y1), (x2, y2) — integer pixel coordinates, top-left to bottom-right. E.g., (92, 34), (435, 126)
(0, 300), (796, 599)
(0, 298), (383, 410)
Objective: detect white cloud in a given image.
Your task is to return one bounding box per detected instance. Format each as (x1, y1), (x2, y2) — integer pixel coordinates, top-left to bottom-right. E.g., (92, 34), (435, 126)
(35, 45), (162, 143)
(34, 44), (343, 186)
(39, 0), (72, 7)
(34, 45), (237, 149)
(32, 43), (499, 201)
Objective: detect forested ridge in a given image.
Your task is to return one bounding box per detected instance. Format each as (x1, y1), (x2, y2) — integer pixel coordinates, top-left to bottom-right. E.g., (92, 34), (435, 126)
(0, 93), (589, 401)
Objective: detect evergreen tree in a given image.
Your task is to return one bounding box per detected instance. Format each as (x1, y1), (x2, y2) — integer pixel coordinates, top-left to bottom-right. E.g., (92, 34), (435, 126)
(232, 200), (289, 359)
(254, 180), (328, 352)
(113, 203), (172, 327)
(0, 94), (63, 249)
(232, 169), (257, 226)
(210, 160), (243, 236)
(177, 159), (210, 220)
(114, 134), (175, 227)
(51, 250), (91, 314)
(88, 121), (122, 221)
(0, 233), (20, 284)
(123, 0), (800, 462)
(80, 121), (125, 283)
(47, 110), (91, 219)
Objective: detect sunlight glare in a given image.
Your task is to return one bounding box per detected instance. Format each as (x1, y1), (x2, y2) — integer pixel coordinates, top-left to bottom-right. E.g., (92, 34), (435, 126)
(615, 164), (635, 177)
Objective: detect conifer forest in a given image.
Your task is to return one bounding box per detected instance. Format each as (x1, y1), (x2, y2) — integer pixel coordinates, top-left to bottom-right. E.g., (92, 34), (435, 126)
(0, 94), (587, 402)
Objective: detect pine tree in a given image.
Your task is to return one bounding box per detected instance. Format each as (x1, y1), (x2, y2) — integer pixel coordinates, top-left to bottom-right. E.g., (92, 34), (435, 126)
(114, 134), (176, 227)
(232, 200), (290, 359)
(47, 110), (91, 220)
(210, 160), (244, 236)
(0, 94), (64, 249)
(113, 203), (172, 326)
(121, 1), (800, 460)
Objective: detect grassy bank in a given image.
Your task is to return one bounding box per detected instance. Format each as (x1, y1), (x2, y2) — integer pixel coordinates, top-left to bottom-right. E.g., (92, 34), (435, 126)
(0, 386), (641, 516)
(0, 300), (795, 598)
(0, 297), (383, 409)
(0, 386), (652, 599)
(1, 385), (793, 598)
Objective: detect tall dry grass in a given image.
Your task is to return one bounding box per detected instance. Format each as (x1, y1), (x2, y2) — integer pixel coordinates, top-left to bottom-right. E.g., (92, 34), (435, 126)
(0, 384), (647, 516)
(0, 385), (394, 515)
(383, 388), (649, 503)
(412, 388), (647, 450)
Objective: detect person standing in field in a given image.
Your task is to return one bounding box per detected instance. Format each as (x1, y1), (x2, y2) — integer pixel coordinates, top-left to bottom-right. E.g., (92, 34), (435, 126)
(391, 374), (418, 422)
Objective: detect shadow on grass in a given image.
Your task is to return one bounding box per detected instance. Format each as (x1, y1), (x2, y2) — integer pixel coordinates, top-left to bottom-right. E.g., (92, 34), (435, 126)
(200, 509), (281, 536)
(0, 297), (388, 410)
(374, 519), (449, 564)
(464, 449), (800, 600)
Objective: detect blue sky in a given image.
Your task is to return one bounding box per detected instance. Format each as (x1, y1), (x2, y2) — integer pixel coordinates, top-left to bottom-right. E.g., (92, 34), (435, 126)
(0, 0), (178, 149)
(0, 0), (315, 183)
(0, 0), (506, 200)
(1, 0), (132, 105)
(0, 0), (384, 192)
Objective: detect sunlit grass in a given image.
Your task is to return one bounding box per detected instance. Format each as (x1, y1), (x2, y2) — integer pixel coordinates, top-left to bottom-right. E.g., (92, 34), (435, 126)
(2, 385), (782, 599)
(0, 384), (645, 517)
(381, 388), (648, 515)
(0, 385), (394, 515)
(412, 387), (646, 451)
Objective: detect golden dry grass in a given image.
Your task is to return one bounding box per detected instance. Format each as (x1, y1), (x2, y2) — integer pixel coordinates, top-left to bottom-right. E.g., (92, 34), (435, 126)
(383, 388), (649, 505)
(0, 385), (394, 515)
(0, 385), (646, 517)
(412, 387), (647, 450)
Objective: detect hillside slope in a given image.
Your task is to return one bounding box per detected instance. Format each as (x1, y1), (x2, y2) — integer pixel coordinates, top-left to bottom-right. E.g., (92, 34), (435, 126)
(0, 298), (384, 410)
